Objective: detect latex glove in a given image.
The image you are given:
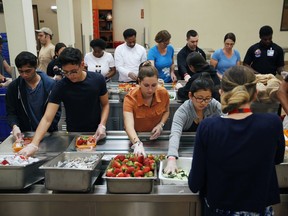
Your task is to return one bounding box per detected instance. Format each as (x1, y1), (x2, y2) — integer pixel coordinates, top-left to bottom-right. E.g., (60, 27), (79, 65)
(184, 74), (191, 82)
(128, 72), (138, 81)
(0, 78), (12, 87)
(94, 124), (106, 141)
(18, 143), (39, 157)
(281, 71), (288, 80)
(150, 123), (163, 140)
(175, 83), (183, 90)
(12, 126), (22, 141)
(164, 157), (178, 174)
(131, 141), (146, 157)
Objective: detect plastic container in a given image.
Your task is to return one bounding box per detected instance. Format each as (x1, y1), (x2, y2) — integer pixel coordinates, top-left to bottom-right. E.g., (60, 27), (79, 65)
(159, 157), (192, 185)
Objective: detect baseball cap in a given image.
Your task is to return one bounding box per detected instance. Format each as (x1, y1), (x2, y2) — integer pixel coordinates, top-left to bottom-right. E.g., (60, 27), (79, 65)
(35, 27), (53, 36)
(0, 35), (7, 44)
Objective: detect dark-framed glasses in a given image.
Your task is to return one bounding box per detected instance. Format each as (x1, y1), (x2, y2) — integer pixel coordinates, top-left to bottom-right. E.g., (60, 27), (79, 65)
(193, 95), (212, 103)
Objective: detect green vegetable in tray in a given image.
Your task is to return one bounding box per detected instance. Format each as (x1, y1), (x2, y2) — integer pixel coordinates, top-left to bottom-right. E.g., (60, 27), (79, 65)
(163, 169), (188, 180)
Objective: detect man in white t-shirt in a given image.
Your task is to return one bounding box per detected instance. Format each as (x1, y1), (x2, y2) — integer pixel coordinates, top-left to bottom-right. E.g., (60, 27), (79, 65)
(35, 27), (55, 73)
(114, 28), (147, 82)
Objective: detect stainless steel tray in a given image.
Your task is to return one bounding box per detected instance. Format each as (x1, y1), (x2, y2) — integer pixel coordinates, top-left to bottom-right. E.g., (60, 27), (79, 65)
(102, 160), (157, 194)
(40, 152), (104, 192)
(276, 162), (288, 188)
(0, 155), (47, 190)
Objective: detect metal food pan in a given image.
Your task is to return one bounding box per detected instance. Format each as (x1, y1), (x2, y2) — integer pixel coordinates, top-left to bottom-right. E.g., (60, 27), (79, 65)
(40, 152), (103, 192)
(0, 155), (47, 190)
(102, 161), (157, 194)
(276, 162), (288, 188)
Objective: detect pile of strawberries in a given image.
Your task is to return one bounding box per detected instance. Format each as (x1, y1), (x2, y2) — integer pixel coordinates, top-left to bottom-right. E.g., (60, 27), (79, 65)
(106, 154), (159, 178)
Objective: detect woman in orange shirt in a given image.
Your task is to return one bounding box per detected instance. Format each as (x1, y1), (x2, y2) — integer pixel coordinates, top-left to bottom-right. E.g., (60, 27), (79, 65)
(123, 61), (170, 157)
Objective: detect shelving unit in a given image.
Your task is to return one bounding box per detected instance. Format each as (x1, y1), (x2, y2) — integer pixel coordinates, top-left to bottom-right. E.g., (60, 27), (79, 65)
(92, 0), (113, 48)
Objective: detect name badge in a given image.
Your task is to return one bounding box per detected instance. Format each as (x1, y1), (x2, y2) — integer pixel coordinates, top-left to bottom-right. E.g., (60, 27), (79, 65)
(267, 49), (274, 56)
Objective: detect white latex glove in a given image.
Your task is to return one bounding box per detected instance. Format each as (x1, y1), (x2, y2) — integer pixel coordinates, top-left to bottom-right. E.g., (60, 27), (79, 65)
(175, 83), (183, 90)
(128, 72), (138, 81)
(131, 141), (146, 157)
(0, 78), (12, 87)
(281, 71), (288, 80)
(150, 123), (163, 140)
(12, 126), (22, 141)
(164, 157), (178, 174)
(94, 124), (106, 141)
(18, 143), (39, 157)
(184, 74), (191, 82)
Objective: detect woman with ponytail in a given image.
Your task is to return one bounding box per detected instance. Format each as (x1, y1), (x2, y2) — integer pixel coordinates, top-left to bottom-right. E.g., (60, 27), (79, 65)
(188, 65), (285, 216)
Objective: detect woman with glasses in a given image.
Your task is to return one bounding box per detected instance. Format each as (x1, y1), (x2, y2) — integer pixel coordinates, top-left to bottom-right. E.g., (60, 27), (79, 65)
(189, 66), (285, 215)
(147, 30), (177, 83)
(164, 75), (221, 174)
(123, 61), (170, 157)
(210, 32), (241, 79)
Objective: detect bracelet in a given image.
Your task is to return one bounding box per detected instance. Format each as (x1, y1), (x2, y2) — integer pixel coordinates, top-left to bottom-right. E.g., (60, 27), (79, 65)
(160, 122), (165, 128)
(98, 124), (106, 130)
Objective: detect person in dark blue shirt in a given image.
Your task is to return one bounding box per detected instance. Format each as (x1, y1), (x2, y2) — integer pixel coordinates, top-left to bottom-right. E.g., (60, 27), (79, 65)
(189, 65), (285, 215)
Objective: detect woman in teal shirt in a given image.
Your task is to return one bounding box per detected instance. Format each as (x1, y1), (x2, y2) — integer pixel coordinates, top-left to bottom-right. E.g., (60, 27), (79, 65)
(210, 32), (241, 79)
(147, 30), (177, 83)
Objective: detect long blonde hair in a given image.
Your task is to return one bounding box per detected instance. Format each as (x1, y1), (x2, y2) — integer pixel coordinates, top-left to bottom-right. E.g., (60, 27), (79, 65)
(221, 66), (257, 113)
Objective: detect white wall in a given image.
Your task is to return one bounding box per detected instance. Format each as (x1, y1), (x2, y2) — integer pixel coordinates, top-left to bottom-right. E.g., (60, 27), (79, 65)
(145, 0), (288, 60)
(0, 0), (287, 60)
(113, 0), (145, 45)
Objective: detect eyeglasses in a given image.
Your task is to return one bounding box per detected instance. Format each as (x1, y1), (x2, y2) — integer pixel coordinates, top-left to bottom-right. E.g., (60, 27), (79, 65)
(193, 95), (212, 103)
(60, 66), (80, 76)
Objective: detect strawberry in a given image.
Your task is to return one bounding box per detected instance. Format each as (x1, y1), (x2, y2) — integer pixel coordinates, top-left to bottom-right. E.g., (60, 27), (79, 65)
(142, 166), (151, 173)
(120, 164), (128, 173)
(126, 166), (135, 174)
(111, 160), (121, 168)
(144, 171), (154, 177)
(134, 170), (144, 177)
(113, 168), (121, 175)
(106, 168), (116, 177)
(116, 172), (125, 177)
(114, 154), (125, 161)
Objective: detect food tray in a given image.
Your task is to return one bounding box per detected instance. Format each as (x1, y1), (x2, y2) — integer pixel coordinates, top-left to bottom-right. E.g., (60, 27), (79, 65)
(0, 154), (47, 190)
(40, 152), (104, 192)
(159, 157), (192, 185)
(102, 160), (157, 194)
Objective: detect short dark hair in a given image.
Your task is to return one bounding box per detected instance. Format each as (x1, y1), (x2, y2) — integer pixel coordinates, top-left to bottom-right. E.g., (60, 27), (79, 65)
(58, 47), (83, 66)
(90, 39), (107, 50)
(54, 42), (67, 56)
(138, 61), (158, 81)
(259, 25), (273, 38)
(15, 51), (37, 68)
(186, 52), (208, 72)
(186, 30), (198, 39)
(224, 32), (236, 43)
(190, 74), (214, 94)
(154, 30), (171, 43)
(123, 28), (137, 39)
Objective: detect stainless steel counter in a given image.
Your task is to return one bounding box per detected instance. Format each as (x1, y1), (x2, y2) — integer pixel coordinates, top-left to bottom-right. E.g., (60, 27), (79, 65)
(0, 132), (287, 216)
